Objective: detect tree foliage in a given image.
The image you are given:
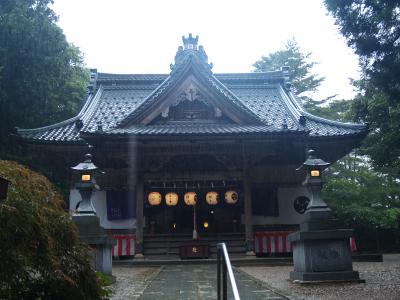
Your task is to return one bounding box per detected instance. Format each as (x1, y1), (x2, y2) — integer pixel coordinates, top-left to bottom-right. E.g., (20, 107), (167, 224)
(0, 160), (102, 299)
(0, 0), (89, 155)
(325, 0), (400, 175)
(305, 98), (353, 121)
(323, 154), (400, 250)
(253, 39), (324, 98)
(324, 155), (400, 230)
(253, 37), (400, 249)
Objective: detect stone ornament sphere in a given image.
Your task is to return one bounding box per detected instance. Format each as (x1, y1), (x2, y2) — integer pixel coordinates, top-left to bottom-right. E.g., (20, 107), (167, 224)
(225, 190), (238, 204)
(184, 192), (197, 205)
(206, 191), (218, 205)
(165, 192), (179, 206)
(148, 192), (162, 206)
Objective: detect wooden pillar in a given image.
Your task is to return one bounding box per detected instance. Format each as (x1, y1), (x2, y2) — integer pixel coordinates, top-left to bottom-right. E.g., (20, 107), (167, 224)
(243, 178), (255, 254)
(135, 177), (144, 257)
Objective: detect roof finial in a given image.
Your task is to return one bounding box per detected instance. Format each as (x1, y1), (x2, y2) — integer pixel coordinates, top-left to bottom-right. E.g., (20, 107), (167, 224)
(170, 34), (213, 73)
(182, 33), (199, 50)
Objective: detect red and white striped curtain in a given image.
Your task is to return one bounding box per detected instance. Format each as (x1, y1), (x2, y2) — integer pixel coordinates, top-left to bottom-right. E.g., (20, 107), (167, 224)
(254, 231), (357, 254)
(112, 234), (136, 257)
(255, 231), (292, 254)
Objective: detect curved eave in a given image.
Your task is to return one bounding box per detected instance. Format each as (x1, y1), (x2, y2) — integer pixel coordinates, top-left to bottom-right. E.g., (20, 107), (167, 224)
(14, 133), (86, 145)
(17, 115), (80, 136)
(303, 110), (367, 131)
(80, 128), (308, 142)
(16, 87), (104, 144)
(283, 90), (367, 136)
(307, 128), (368, 141)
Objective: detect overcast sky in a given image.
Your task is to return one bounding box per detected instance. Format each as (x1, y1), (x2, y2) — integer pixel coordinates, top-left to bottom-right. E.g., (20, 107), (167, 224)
(51, 0), (360, 101)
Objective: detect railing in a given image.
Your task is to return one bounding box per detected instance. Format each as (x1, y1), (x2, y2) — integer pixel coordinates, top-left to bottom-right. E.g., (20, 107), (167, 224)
(217, 243), (240, 300)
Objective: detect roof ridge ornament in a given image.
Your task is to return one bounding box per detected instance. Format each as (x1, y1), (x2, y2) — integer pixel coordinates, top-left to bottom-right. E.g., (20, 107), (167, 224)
(182, 33), (199, 50)
(281, 66), (292, 91)
(170, 34), (213, 72)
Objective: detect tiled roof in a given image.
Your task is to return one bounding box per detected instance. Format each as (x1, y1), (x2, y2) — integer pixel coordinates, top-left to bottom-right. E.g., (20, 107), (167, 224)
(91, 123), (298, 136)
(96, 73), (167, 82)
(17, 42), (366, 144)
(230, 85), (365, 137)
(17, 71), (366, 143)
(117, 53), (264, 126)
(17, 85), (155, 143)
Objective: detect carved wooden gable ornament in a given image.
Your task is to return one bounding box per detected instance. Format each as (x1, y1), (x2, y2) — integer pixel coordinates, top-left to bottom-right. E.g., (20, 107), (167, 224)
(117, 34), (263, 127)
(152, 82), (227, 124)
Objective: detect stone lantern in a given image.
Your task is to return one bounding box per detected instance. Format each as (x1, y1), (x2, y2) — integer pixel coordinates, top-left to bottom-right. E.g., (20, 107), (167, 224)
(71, 153), (113, 275)
(71, 153), (99, 215)
(296, 149), (332, 228)
(288, 150), (362, 283)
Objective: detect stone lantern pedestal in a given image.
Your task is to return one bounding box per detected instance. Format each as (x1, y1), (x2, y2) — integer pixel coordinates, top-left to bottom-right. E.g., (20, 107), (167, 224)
(73, 214), (113, 275)
(289, 150), (362, 283)
(289, 223), (361, 282)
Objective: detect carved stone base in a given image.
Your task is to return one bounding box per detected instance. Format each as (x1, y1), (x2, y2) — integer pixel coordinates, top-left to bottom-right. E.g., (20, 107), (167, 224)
(290, 271), (363, 283)
(289, 229), (361, 283)
(73, 214), (113, 275)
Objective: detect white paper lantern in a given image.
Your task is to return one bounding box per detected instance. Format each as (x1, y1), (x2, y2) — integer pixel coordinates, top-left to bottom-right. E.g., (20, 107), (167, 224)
(225, 190), (238, 204)
(184, 192), (197, 205)
(206, 191), (219, 205)
(148, 192), (162, 206)
(165, 192), (179, 206)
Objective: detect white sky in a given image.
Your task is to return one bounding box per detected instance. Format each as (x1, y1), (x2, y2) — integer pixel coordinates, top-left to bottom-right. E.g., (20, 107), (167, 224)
(51, 0), (360, 101)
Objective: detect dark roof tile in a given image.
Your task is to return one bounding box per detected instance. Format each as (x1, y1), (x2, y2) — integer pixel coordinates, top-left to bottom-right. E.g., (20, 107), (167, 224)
(18, 73), (366, 142)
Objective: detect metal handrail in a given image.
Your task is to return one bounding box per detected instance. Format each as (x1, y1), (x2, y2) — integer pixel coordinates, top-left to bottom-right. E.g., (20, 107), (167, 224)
(217, 243), (240, 300)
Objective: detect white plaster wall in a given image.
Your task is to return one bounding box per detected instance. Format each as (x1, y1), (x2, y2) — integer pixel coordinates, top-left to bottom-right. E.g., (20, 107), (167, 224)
(69, 189), (136, 230)
(251, 186), (311, 225)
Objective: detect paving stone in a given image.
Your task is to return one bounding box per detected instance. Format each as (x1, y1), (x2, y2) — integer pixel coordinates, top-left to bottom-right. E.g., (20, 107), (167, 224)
(138, 264), (288, 299)
(111, 267), (161, 300)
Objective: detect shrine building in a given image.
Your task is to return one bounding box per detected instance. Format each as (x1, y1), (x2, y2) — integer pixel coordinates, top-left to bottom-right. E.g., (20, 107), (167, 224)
(17, 34), (366, 258)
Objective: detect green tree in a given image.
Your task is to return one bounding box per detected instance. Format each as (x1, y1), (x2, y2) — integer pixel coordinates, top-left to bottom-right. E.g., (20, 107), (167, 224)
(324, 0), (400, 175)
(323, 154), (400, 250)
(0, 160), (102, 299)
(0, 0), (89, 156)
(253, 39), (324, 98)
(253, 36), (400, 250)
(324, 155), (400, 229)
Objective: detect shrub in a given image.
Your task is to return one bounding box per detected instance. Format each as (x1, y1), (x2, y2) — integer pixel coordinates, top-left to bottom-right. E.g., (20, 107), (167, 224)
(0, 160), (102, 299)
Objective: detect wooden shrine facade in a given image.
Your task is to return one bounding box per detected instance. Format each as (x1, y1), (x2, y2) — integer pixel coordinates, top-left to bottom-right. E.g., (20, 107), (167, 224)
(17, 34), (367, 255)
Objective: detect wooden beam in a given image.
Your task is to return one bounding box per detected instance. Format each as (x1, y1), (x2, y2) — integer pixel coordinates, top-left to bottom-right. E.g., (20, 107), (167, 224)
(135, 176), (144, 257)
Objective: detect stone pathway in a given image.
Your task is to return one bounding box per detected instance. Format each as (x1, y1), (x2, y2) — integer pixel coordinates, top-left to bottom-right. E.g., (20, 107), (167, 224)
(138, 264), (288, 299)
(111, 267), (162, 300)
(112, 255), (400, 299)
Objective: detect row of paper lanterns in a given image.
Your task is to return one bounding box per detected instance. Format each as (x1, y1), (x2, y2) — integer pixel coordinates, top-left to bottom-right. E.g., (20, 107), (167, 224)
(148, 190), (238, 206)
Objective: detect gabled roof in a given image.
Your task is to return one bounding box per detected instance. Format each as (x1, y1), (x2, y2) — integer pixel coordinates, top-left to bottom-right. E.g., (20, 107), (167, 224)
(117, 54), (264, 127)
(17, 35), (367, 144)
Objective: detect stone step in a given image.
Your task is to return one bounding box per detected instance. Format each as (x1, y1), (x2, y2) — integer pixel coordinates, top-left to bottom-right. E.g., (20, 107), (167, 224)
(143, 244), (246, 254)
(143, 232), (245, 241)
(143, 239), (245, 248)
(143, 233), (246, 257)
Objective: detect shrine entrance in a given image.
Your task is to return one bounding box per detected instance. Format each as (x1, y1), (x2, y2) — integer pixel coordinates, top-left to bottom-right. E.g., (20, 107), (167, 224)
(143, 181), (244, 235)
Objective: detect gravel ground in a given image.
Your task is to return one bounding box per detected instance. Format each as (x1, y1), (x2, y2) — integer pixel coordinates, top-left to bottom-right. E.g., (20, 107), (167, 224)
(110, 266), (161, 300)
(239, 254), (400, 300)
